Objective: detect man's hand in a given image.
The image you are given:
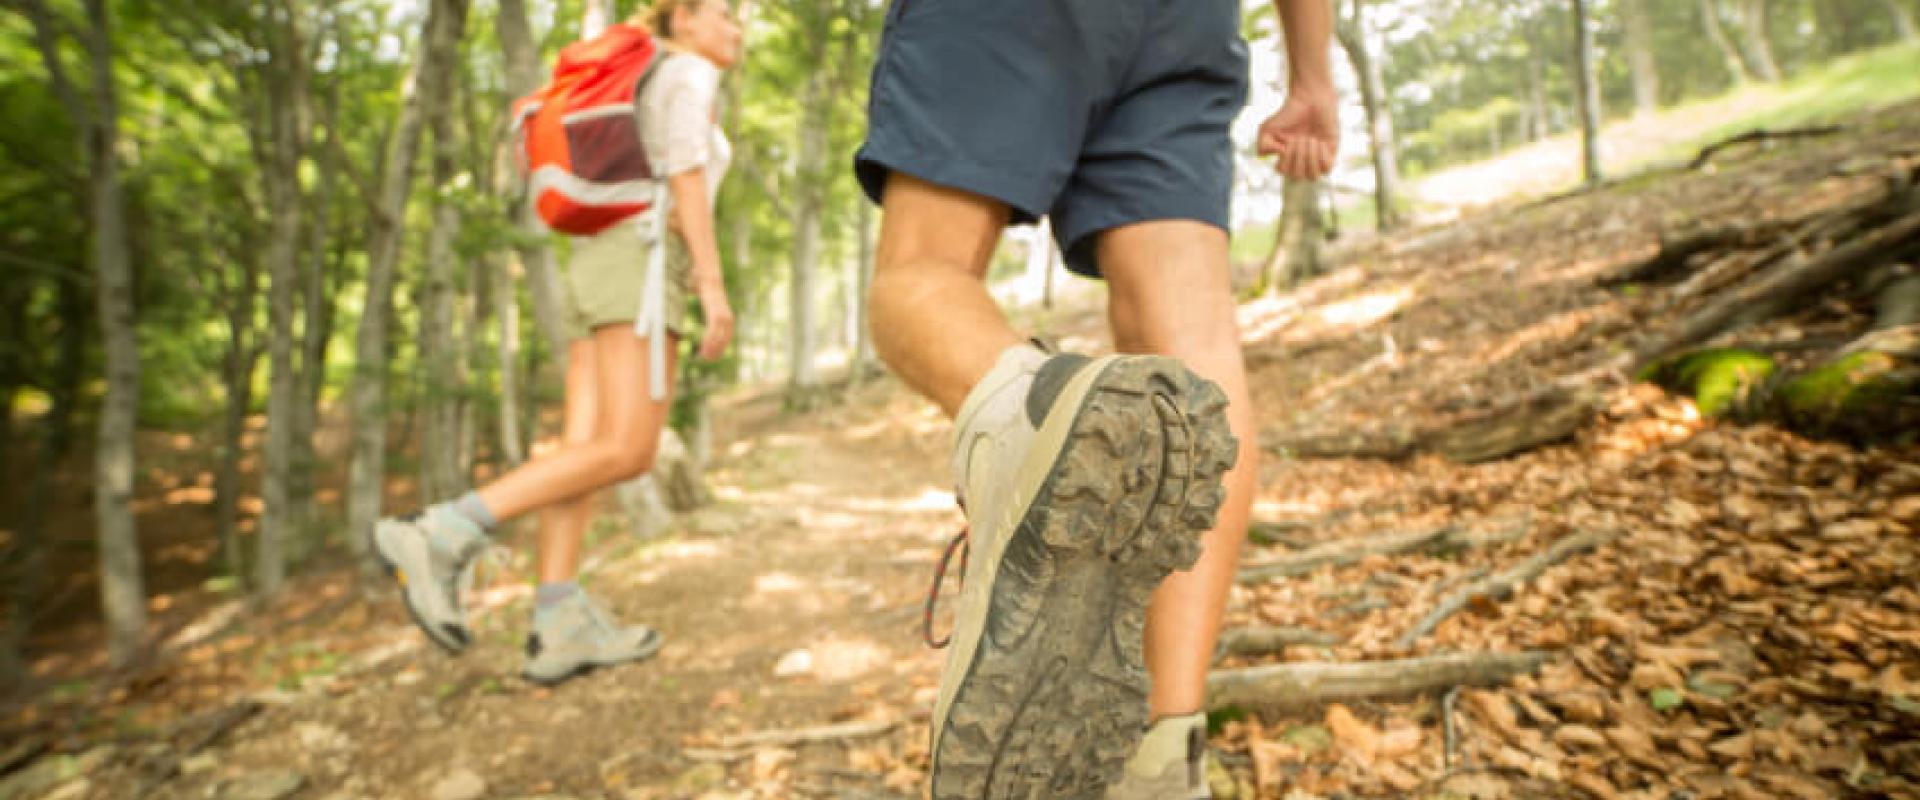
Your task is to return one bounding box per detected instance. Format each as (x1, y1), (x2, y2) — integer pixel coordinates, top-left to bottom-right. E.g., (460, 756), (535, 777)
(1257, 85), (1339, 179)
(694, 277), (734, 360)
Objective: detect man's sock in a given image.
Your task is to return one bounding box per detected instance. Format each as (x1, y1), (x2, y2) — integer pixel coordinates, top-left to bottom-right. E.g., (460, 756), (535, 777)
(450, 491), (500, 532)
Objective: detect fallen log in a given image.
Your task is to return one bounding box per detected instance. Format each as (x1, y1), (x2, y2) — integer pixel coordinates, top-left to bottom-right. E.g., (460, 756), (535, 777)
(1207, 651), (1551, 714)
(1267, 386), (1606, 465)
(1636, 198), (1920, 365)
(1686, 125), (1845, 171)
(1394, 531), (1613, 649)
(1604, 220), (1792, 287)
(1216, 626), (1342, 662)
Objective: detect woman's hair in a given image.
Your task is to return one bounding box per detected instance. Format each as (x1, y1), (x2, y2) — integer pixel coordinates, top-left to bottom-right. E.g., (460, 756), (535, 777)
(630, 0), (704, 39)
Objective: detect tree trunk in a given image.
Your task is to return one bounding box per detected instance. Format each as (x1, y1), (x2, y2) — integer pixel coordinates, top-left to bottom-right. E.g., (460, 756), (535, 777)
(1261, 178), (1325, 295)
(1880, 0), (1920, 41)
(1698, 0), (1755, 86)
(216, 262), (260, 585)
(851, 195), (876, 387)
(1336, 0), (1403, 231)
(1, 280), (84, 685)
(787, 68), (829, 401)
(1733, 0), (1783, 81)
(82, 0), (147, 667)
(581, 0), (614, 39)
(346, 0), (469, 568)
(1573, 0), (1604, 187)
(1524, 40), (1550, 141)
(257, 0), (311, 598)
(494, 253), (526, 466)
(419, 74), (466, 502)
(293, 72), (342, 553)
(497, 0), (572, 365)
(1621, 0), (1662, 114)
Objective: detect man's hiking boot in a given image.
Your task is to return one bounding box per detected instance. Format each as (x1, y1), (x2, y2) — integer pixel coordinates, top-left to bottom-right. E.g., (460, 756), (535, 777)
(1105, 713), (1213, 799)
(371, 508), (486, 653)
(925, 346), (1237, 799)
(522, 590), (664, 686)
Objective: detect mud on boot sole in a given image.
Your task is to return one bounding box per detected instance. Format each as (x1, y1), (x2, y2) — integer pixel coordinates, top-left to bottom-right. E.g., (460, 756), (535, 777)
(930, 356), (1238, 800)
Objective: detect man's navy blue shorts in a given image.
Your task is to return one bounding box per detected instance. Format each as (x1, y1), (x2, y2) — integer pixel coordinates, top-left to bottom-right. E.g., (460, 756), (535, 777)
(853, 0), (1250, 278)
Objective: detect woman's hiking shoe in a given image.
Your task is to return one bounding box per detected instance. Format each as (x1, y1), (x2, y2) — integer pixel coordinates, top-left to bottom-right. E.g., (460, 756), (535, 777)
(371, 508), (486, 653)
(522, 590), (663, 686)
(1105, 713), (1213, 799)
(925, 346), (1237, 799)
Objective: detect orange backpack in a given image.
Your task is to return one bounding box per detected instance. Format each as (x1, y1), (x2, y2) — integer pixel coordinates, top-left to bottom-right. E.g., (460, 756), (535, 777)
(512, 23), (664, 236)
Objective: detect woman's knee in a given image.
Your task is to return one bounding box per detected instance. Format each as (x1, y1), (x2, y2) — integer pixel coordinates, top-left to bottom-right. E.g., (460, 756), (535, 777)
(585, 440), (657, 482)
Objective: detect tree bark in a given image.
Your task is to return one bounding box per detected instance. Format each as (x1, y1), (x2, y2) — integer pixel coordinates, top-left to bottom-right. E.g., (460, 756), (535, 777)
(257, 0), (312, 598)
(216, 252), (261, 585)
(497, 0), (572, 364)
(1261, 178), (1325, 295)
(850, 193), (876, 388)
(1336, 0), (1403, 231)
(346, 0), (469, 569)
(1621, 0), (1662, 114)
(1572, 0), (1604, 187)
(1880, 0), (1920, 41)
(293, 64), (342, 552)
(419, 65), (466, 503)
(1698, 0), (1755, 86)
(27, 0), (150, 666)
(1733, 0), (1783, 82)
(787, 67), (829, 401)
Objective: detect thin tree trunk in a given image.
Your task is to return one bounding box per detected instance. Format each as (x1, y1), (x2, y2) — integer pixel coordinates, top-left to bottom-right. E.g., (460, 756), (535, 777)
(788, 68), (828, 400)
(81, 0), (147, 666)
(293, 70), (342, 551)
(1572, 0), (1604, 187)
(216, 259), (261, 584)
(1, 280), (83, 684)
(1880, 0), (1919, 41)
(1621, 0), (1661, 114)
(1262, 178), (1325, 295)
(420, 73), (465, 502)
(497, 0), (571, 365)
(850, 198), (875, 388)
(1336, 0), (1403, 231)
(1525, 42), (1550, 141)
(258, 0), (311, 598)
(581, 0), (613, 39)
(493, 254), (526, 465)
(1733, 0), (1783, 81)
(1698, 0), (1754, 87)
(346, 0), (469, 568)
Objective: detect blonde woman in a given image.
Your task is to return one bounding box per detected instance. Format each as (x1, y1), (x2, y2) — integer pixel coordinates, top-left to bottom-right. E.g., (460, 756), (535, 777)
(372, 0), (742, 685)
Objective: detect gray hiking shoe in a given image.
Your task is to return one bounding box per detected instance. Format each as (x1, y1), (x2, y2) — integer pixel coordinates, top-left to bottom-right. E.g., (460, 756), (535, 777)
(925, 347), (1238, 800)
(522, 590), (663, 686)
(1106, 713), (1213, 799)
(371, 508), (485, 653)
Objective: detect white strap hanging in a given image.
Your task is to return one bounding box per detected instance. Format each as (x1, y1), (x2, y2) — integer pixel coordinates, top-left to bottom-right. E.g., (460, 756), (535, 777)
(633, 182), (671, 401)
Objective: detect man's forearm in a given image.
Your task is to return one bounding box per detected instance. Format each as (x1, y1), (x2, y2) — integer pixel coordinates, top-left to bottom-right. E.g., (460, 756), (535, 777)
(1275, 0), (1335, 94)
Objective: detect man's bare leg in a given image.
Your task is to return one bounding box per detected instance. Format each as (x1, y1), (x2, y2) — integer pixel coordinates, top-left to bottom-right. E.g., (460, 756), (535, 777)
(868, 174), (1024, 417)
(1101, 220), (1258, 720)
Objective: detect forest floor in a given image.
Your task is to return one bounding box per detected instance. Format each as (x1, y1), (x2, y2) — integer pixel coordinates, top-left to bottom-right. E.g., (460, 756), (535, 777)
(4, 102), (1920, 800)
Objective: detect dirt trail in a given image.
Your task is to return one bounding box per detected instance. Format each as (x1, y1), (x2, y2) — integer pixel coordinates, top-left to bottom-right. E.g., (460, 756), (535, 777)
(7, 103), (1920, 800)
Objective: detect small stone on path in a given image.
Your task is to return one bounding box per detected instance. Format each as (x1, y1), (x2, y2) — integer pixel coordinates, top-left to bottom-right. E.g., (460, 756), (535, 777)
(430, 767), (487, 800)
(222, 770), (306, 800)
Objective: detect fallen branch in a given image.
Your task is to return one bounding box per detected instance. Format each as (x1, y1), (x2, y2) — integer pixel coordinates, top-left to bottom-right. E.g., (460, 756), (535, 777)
(716, 718), (898, 751)
(1238, 525), (1454, 584)
(1637, 199), (1920, 364)
(135, 699), (262, 798)
(1394, 531), (1613, 649)
(1687, 125), (1845, 171)
(1238, 516), (1529, 585)
(1217, 626), (1342, 662)
(1267, 387), (1605, 464)
(1207, 651), (1551, 713)
(1604, 220), (1793, 287)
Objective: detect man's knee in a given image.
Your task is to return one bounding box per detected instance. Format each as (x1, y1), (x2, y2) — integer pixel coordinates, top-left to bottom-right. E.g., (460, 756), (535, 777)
(583, 441), (656, 483)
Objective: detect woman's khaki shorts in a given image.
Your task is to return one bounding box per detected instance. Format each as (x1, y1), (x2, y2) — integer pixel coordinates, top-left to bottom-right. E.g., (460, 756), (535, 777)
(563, 222), (695, 341)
